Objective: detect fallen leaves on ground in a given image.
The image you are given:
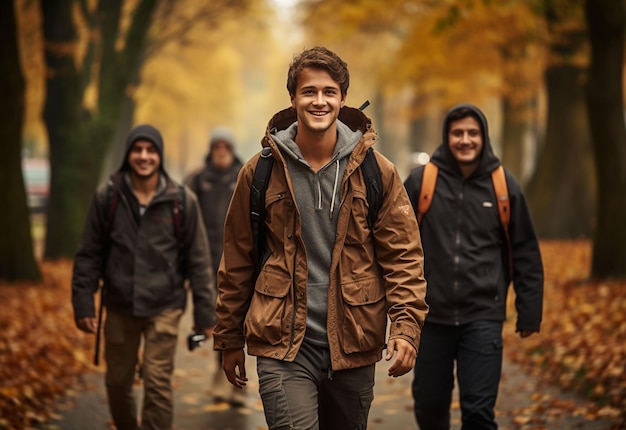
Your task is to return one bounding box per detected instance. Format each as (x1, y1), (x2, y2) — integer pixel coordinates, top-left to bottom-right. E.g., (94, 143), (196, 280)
(503, 240), (626, 428)
(0, 261), (96, 430)
(0, 241), (625, 429)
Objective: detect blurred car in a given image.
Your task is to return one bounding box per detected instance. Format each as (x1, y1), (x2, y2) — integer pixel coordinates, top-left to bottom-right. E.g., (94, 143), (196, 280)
(22, 157), (50, 214)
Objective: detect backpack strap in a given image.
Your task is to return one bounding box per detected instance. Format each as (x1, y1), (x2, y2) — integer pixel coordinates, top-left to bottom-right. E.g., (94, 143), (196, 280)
(417, 162), (438, 224)
(251, 147), (274, 276)
(97, 181), (118, 366)
(361, 148), (382, 229)
(172, 185), (185, 243)
(173, 185), (186, 277)
(491, 165), (513, 278)
(103, 181), (118, 272)
(106, 181), (118, 232)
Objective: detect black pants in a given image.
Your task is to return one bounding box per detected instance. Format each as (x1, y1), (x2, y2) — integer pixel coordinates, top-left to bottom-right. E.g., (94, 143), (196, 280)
(412, 321), (503, 430)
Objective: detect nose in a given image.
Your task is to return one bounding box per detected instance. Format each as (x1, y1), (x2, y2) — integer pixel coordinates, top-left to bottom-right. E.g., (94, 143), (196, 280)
(314, 91), (325, 105)
(460, 132), (470, 143)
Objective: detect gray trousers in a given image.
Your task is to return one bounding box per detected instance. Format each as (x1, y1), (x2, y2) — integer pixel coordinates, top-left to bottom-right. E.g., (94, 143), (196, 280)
(257, 341), (375, 430)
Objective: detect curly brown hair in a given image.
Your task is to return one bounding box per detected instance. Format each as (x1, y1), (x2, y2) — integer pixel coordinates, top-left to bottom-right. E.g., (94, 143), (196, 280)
(286, 46), (349, 97)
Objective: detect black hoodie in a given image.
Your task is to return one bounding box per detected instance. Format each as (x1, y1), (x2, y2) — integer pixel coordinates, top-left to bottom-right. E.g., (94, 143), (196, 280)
(404, 104), (543, 332)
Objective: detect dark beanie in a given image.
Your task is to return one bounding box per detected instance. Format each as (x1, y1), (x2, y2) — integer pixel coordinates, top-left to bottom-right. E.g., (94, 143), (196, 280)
(119, 124), (166, 173)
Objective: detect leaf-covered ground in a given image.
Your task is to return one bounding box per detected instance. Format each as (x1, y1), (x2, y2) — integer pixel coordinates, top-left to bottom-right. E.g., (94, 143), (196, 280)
(502, 241), (625, 428)
(0, 241), (624, 429)
(0, 261), (94, 429)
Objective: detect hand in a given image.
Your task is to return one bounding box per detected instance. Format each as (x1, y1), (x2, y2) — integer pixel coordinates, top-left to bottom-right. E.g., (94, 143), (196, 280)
(199, 325), (215, 339)
(76, 317), (97, 334)
(518, 330), (538, 338)
(385, 338), (416, 377)
(222, 348), (248, 389)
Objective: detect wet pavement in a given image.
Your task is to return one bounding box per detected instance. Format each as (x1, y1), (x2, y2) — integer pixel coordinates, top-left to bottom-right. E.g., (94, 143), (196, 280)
(39, 308), (619, 430)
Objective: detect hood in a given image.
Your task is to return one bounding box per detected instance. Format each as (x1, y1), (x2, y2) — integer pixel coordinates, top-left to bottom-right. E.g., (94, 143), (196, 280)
(430, 103), (500, 178)
(119, 124), (167, 175)
(264, 106), (374, 159)
(264, 105), (375, 220)
(206, 126), (237, 164)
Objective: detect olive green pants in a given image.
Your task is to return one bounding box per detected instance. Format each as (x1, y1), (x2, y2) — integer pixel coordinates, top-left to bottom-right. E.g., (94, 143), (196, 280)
(104, 307), (183, 430)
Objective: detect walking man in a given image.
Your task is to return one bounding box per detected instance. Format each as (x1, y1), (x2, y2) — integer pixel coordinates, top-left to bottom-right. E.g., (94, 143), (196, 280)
(72, 124), (216, 430)
(404, 104), (544, 429)
(184, 126), (244, 406)
(213, 46), (429, 429)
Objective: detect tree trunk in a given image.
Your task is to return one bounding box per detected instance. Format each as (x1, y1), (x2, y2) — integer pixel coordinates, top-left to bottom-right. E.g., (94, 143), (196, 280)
(40, 0), (91, 259)
(501, 97), (527, 184)
(41, 0), (157, 259)
(0, 0), (41, 281)
(525, 64), (595, 238)
(585, 0), (626, 278)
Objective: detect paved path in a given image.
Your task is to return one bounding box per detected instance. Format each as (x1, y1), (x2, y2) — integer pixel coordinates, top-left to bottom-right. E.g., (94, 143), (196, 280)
(39, 310), (618, 430)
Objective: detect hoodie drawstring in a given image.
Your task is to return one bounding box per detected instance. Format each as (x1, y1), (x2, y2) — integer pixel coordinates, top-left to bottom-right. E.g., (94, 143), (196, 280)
(329, 159), (340, 219)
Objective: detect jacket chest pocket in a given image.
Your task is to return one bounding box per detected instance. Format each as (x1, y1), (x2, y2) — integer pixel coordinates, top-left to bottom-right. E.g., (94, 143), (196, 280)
(344, 190), (371, 245)
(264, 190), (293, 231)
(244, 271), (293, 346)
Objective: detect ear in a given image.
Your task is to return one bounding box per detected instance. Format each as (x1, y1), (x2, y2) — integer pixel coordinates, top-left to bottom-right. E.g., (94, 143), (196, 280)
(290, 95), (296, 108)
(340, 94), (346, 108)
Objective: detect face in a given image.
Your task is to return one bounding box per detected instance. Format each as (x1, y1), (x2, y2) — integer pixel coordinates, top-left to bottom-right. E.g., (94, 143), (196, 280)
(447, 116), (483, 167)
(290, 67), (346, 135)
(211, 140), (234, 170)
(127, 139), (161, 179)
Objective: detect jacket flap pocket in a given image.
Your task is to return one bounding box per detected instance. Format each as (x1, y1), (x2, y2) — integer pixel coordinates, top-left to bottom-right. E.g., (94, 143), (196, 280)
(265, 189), (289, 206)
(342, 278), (384, 306)
(255, 271), (291, 298)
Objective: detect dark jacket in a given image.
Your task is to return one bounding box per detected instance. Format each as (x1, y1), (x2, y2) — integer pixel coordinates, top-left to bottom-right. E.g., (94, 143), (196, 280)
(72, 125), (216, 329)
(404, 104), (543, 332)
(214, 106), (429, 370)
(185, 155), (242, 275)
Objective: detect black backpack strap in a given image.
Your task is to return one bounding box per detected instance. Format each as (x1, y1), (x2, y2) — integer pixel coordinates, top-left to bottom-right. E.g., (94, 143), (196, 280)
(251, 147), (274, 276)
(96, 181), (117, 366)
(361, 148), (382, 229)
(173, 185), (186, 278)
(102, 181), (118, 272)
(106, 181), (118, 233)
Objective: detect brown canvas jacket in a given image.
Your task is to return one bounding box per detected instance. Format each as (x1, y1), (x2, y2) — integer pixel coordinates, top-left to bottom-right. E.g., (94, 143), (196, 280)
(214, 106), (428, 370)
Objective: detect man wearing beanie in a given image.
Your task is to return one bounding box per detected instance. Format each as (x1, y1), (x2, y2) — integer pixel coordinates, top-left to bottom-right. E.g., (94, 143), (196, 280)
(72, 124), (216, 430)
(184, 126), (243, 406)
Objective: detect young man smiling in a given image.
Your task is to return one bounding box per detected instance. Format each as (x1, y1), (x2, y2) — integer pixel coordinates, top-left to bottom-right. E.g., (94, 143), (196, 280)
(404, 104), (543, 429)
(213, 46), (428, 429)
(72, 124), (215, 430)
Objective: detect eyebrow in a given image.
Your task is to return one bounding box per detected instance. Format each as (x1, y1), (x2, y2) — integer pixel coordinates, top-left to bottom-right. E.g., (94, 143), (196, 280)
(300, 85), (339, 92)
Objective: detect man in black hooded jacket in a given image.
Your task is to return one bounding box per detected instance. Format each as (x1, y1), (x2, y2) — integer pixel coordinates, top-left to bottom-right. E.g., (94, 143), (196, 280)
(404, 104), (543, 429)
(72, 124), (215, 430)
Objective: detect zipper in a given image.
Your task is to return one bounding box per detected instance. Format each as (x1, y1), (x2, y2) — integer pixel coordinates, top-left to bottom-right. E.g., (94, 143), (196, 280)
(282, 210), (299, 360)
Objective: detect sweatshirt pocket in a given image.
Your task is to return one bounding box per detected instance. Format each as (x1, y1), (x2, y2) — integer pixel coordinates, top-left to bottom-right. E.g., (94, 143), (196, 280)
(339, 278), (387, 354)
(244, 271), (292, 346)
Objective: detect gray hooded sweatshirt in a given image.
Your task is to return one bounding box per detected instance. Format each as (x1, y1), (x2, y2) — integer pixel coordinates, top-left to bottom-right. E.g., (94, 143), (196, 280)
(272, 120), (361, 347)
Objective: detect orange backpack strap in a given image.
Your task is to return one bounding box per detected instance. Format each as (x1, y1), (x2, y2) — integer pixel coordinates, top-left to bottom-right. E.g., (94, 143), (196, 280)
(491, 165), (513, 278)
(417, 162), (438, 224)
